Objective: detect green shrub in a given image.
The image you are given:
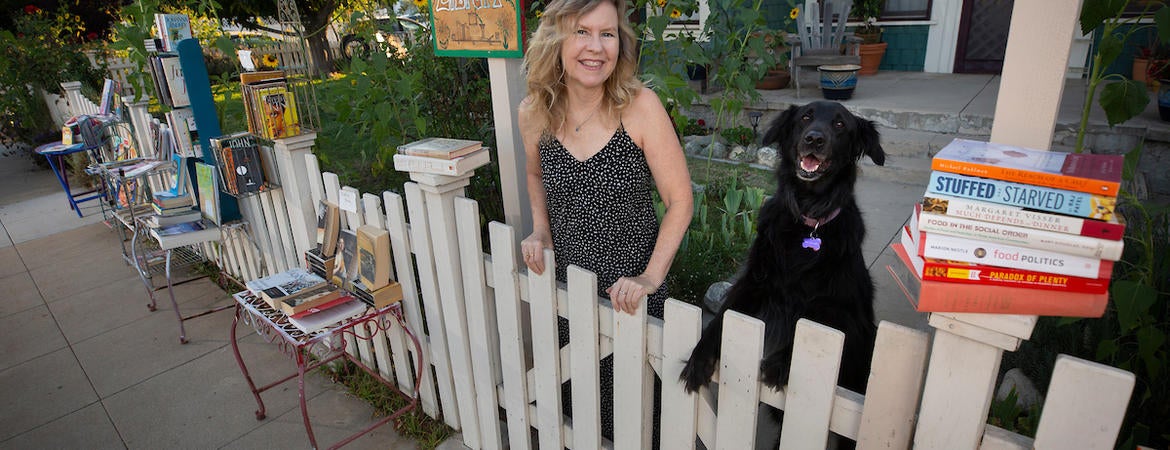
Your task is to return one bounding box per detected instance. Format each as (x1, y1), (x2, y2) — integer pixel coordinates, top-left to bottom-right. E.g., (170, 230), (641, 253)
(720, 125), (754, 146)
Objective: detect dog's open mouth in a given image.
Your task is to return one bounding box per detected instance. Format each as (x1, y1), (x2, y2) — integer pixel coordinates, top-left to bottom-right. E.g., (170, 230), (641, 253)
(797, 153), (828, 180)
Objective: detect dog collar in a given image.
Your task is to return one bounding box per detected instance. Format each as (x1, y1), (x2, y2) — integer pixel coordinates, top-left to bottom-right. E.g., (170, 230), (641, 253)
(801, 208), (841, 228)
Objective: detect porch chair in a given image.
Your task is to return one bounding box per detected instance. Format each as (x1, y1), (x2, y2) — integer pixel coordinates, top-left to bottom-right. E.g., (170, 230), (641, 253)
(788, 0), (862, 97)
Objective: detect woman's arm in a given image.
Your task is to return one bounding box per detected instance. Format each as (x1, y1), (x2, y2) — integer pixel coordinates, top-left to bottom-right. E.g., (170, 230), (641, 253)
(518, 97), (554, 275)
(609, 88), (694, 314)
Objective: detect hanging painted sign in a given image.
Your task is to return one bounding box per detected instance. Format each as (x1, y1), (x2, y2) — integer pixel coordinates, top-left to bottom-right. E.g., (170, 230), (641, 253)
(430, 0), (525, 58)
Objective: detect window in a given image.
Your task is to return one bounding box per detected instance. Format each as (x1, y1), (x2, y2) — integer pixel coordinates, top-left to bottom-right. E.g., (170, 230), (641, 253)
(881, 0), (931, 21)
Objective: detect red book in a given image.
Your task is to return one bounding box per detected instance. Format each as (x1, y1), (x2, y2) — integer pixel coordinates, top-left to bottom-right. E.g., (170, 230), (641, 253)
(887, 242), (1108, 317)
(931, 138), (1123, 197)
(900, 226), (1110, 294)
(288, 293), (355, 319)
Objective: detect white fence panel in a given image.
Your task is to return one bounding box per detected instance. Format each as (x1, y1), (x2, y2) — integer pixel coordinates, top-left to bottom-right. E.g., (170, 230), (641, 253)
(486, 222), (532, 450)
(915, 330), (1003, 449)
(779, 319), (845, 450)
(1032, 355), (1135, 449)
(454, 197), (504, 450)
(567, 266), (602, 450)
(713, 310), (764, 450)
(385, 191), (439, 414)
(404, 183), (461, 429)
(613, 292), (651, 450)
(529, 248), (564, 449)
(421, 182), (481, 448)
(856, 321), (930, 449)
(660, 300), (701, 450)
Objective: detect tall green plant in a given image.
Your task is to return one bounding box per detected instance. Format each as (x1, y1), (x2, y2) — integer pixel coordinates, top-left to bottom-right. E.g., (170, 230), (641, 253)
(1076, 0), (1170, 153)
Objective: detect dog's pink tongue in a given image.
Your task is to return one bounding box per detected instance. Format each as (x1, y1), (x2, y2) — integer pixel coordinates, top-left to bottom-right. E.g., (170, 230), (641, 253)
(801, 155), (821, 172)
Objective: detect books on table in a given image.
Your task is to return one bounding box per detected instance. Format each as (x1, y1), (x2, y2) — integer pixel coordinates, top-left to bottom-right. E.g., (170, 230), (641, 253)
(886, 138), (1123, 317)
(246, 268), (329, 309)
(287, 299), (368, 333)
(149, 218), (220, 250)
(393, 147), (491, 176)
(397, 137), (482, 159)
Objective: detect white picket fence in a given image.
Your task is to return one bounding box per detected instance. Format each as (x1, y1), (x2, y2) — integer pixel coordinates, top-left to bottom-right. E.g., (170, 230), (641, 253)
(60, 80), (1138, 450)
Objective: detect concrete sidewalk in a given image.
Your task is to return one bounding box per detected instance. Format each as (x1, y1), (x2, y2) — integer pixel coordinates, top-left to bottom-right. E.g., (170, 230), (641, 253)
(0, 153), (419, 449)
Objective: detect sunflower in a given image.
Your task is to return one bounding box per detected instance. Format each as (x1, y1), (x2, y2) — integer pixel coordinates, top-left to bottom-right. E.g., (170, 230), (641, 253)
(670, 8), (682, 19)
(656, 0), (666, 7)
(790, 7), (799, 19)
(263, 54), (279, 67)
(535, 10), (543, 19)
(414, 0), (429, 11)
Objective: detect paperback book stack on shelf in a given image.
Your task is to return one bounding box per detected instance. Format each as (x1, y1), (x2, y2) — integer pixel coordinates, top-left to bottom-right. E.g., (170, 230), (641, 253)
(240, 70), (302, 140)
(245, 268), (365, 333)
(393, 137), (490, 176)
(888, 139), (1125, 317)
(208, 132), (267, 196)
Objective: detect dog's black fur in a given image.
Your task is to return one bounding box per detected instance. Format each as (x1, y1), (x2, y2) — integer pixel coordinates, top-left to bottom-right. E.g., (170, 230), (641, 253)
(680, 101), (884, 398)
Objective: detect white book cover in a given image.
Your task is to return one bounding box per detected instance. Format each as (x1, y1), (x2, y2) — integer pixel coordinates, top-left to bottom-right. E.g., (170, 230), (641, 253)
(917, 231), (1110, 279)
(393, 147), (490, 176)
(397, 137), (482, 158)
(245, 268), (327, 299)
(160, 57), (190, 107)
(287, 299), (368, 333)
(917, 209), (1124, 260)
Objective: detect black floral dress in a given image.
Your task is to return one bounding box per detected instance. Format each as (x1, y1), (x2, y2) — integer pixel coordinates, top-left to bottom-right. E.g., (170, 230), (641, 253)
(540, 125), (665, 444)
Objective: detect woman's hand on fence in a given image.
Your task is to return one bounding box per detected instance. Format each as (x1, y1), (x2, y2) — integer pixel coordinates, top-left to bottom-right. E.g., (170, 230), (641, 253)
(607, 275), (657, 315)
(521, 231), (552, 275)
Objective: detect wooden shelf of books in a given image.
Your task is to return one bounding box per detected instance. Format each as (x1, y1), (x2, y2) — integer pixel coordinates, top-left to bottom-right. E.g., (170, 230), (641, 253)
(888, 139), (1125, 318)
(240, 70), (310, 141)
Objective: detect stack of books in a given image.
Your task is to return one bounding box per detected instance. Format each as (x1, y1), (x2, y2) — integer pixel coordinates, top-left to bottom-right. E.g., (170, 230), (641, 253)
(888, 139), (1125, 317)
(393, 137), (491, 176)
(240, 71), (302, 140)
(245, 268), (366, 333)
(209, 132), (267, 195)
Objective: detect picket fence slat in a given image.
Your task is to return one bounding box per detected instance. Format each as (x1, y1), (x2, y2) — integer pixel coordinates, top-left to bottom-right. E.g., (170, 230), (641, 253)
(235, 225), (260, 281)
(915, 330), (1002, 450)
(612, 292), (651, 450)
(1032, 355), (1135, 449)
(422, 186), (481, 449)
(779, 319), (845, 450)
(529, 248), (564, 449)
(320, 175), (359, 360)
(267, 187), (297, 271)
(714, 310), (764, 450)
(857, 321), (930, 448)
(404, 183), (461, 429)
(358, 194), (393, 382)
(660, 299), (702, 450)
(235, 198), (262, 278)
(385, 192), (438, 414)
(486, 222), (532, 450)
(567, 266), (602, 450)
(255, 190), (279, 275)
(305, 154), (325, 211)
(342, 187), (377, 369)
(455, 197), (503, 450)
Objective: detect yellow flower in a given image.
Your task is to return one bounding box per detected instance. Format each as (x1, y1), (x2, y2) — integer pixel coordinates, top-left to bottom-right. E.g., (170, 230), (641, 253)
(670, 8), (682, 19)
(535, 10), (543, 19)
(656, 0), (666, 7)
(263, 54), (279, 66)
(414, 0), (429, 10)
(790, 7), (799, 19)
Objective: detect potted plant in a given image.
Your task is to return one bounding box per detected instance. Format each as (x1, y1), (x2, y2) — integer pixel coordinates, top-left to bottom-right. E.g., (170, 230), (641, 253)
(854, 0), (886, 75)
(753, 30), (791, 90)
(1134, 40), (1170, 89)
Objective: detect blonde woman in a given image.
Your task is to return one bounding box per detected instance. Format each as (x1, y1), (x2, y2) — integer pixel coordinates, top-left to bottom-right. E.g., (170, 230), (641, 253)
(517, 0), (692, 443)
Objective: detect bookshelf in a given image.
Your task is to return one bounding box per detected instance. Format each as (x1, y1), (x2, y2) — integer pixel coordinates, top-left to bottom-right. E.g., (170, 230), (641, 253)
(176, 38), (241, 224)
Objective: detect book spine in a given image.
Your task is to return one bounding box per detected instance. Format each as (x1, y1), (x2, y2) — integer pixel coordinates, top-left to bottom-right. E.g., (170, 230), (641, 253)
(917, 231), (1112, 278)
(932, 158), (1120, 197)
(886, 246), (1109, 317)
(922, 195), (1125, 240)
(393, 153), (460, 175)
(927, 171), (1117, 219)
(921, 259), (1111, 294)
(916, 210), (1124, 260)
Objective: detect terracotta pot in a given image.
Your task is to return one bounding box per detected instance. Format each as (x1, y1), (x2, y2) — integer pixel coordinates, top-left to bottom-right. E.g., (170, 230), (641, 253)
(858, 42), (887, 76)
(756, 70), (791, 90)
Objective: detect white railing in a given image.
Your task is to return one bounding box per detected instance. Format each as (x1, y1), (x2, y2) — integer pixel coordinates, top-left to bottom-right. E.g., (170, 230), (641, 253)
(60, 77), (1138, 450)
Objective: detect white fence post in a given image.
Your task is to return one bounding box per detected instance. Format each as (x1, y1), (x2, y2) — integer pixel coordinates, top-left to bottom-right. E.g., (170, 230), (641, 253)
(124, 95), (154, 158)
(713, 311), (764, 450)
(455, 197), (504, 450)
(779, 320), (844, 450)
(567, 266), (602, 450)
(271, 132), (318, 260)
(660, 300), (702, 450)
(486, 221), (532, 450)
(412, 171), (482, 449)
(529, 247), (564, 449)
(60, 81), (97, 117)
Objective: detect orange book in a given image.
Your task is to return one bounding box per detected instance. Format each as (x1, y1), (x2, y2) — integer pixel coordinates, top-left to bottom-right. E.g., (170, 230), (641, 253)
(887, 242), (1108, 317)
(931, 138), (1122, 197)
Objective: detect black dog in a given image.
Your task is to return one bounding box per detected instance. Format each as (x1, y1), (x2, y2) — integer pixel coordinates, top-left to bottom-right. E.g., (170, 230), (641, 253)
(681, 101), (884, 400)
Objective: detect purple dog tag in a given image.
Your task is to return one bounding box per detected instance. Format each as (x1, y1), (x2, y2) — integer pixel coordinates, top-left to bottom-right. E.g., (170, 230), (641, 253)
(802, 236), (822, 251)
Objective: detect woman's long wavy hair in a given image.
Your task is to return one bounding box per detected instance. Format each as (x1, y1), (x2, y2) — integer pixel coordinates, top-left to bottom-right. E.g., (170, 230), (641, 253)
(521, 0), (642, 135)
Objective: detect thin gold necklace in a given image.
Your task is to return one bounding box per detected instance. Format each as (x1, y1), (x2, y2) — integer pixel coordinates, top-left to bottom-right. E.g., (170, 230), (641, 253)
(574, 105), (600, 133)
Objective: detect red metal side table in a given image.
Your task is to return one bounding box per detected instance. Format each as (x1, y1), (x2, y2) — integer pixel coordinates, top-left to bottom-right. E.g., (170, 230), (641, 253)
(229, 291), (423, 449)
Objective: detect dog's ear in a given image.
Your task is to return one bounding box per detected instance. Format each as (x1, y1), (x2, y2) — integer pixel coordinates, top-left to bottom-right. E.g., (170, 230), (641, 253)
(855, 117), (885, 166)
(762, 105), (800, 147)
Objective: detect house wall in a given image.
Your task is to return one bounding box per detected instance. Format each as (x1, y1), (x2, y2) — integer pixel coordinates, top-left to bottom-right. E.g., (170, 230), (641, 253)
(880, 24), (929, 71)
